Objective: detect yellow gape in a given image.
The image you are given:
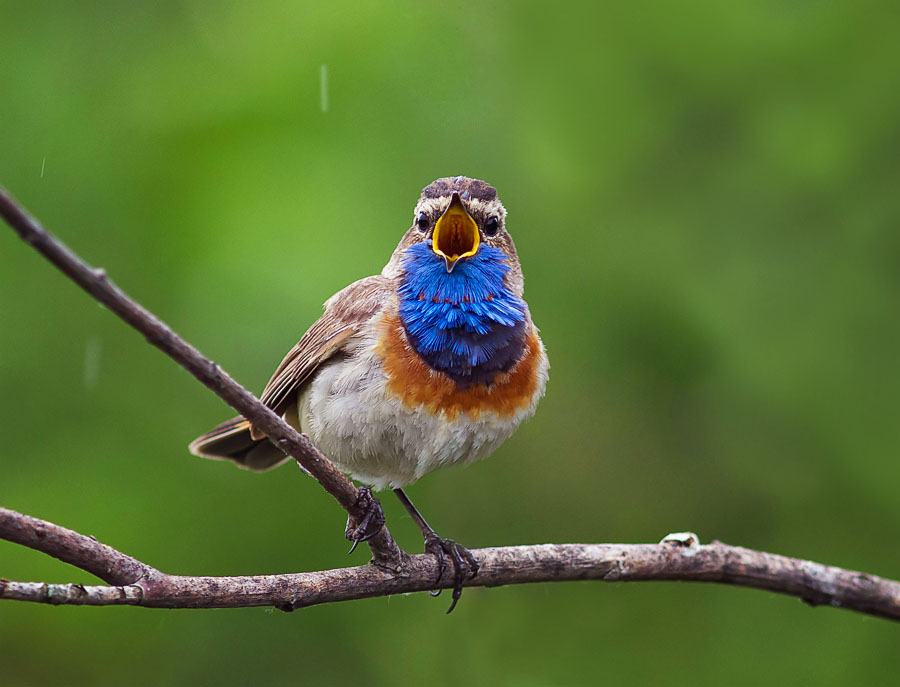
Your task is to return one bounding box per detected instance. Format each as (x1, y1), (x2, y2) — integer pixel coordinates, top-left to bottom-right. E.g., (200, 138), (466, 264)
(432, 193), (480, 271)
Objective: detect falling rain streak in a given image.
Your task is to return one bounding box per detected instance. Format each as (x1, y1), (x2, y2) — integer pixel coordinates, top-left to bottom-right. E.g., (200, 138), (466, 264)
(320, 64), (329, 113)
(84, 337), (101, 390)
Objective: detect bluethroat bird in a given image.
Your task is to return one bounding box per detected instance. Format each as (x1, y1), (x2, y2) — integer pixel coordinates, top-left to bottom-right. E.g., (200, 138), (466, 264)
(190, 176), (549, 611)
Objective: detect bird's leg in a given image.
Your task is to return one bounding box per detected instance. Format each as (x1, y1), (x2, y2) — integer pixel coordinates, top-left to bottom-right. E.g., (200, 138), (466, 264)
(393, 488), (479, 613)
(345, 486), (386, 554)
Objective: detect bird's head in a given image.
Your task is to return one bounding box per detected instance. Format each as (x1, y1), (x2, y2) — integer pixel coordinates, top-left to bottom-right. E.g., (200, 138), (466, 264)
(386, 176), (522, 292)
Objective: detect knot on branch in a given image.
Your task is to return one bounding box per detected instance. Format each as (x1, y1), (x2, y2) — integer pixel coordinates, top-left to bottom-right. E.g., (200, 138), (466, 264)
(660, 531), (700, 557)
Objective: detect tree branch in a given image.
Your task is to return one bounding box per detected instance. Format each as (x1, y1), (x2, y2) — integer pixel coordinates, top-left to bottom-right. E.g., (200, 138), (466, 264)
(0, 508), (152, 586)
(2, 509), (898, 620)
(0, 185), (402, 571)
(2, 184), (899, 622)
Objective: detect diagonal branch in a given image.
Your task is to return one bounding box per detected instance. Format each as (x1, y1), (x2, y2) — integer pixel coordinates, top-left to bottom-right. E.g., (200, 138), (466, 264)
(2, 508), (899, 620)
(0, 185), (402, 571)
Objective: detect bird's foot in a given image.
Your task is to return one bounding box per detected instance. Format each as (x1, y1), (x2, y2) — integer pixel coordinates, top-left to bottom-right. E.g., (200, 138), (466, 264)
(345, 486), (385, 554)
(424, 533), (479, 614)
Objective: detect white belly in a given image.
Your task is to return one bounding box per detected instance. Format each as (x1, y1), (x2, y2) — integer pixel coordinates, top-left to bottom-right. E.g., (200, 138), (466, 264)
(297, 339), (541, 490)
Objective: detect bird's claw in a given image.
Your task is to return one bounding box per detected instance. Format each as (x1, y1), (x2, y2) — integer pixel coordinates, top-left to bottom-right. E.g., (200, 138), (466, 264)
(424, 533), (479, 613)
(345, 486), (385, 554)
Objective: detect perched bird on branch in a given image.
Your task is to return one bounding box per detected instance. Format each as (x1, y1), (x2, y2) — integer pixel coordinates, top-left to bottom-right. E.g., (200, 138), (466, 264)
(190, 176), (549, 611)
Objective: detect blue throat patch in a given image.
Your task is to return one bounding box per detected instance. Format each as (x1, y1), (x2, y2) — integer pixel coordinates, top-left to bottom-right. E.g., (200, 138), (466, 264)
(398, 242), (528, 386)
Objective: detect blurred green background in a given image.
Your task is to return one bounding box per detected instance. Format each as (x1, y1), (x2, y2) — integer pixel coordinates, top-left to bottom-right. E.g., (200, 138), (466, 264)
(2, 1), (899, 684)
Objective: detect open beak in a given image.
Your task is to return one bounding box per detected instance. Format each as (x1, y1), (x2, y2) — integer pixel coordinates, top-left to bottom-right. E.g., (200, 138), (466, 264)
(432, 192), (480, 272)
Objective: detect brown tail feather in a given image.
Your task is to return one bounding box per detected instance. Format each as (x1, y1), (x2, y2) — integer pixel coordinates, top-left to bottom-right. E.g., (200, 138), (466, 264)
(189, 416), (289, 472)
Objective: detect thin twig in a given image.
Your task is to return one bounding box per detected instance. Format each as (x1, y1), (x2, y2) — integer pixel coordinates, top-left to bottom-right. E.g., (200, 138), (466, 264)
(1, 509), (898, 620)
(0, 185), (402, 571)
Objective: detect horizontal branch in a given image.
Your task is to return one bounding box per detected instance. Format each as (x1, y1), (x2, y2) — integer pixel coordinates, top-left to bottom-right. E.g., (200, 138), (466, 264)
(2, 509), (898, 620)
(0, 185), (401, 570)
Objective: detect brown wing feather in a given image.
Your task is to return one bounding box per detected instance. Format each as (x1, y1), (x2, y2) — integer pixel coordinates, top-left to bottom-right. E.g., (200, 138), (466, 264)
(190, 275), (394, 464)
(257, 325), (355, 413)
(254, 274), (393, 422)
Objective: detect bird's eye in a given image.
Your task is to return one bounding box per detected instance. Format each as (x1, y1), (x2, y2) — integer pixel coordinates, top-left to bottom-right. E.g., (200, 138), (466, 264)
(415, 211), (428, 232)
(484, 216), (500, 236)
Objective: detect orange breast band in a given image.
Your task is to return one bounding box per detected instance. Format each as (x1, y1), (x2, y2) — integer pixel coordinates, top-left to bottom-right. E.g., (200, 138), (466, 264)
(377, 313), (542, 421)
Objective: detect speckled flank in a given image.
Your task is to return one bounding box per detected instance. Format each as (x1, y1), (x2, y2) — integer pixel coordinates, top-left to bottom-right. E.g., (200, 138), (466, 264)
(377, 312), (543, 420)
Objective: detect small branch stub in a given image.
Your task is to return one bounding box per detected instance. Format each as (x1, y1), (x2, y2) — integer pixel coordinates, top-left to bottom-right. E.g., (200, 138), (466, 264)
(660, 531), (700, 555)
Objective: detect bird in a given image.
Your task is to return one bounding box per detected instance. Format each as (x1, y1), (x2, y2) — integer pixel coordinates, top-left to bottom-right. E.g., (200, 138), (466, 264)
(189, 176), (549, 611)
